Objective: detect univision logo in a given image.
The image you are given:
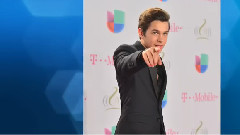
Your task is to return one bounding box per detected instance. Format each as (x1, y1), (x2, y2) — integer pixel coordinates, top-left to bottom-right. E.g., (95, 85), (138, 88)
(107, 10), (125, 33)
(195, 54), (208, 73)
(162, 90), (167, 108)
(104, 126), (116, 135)
(159, 0), (168, 1)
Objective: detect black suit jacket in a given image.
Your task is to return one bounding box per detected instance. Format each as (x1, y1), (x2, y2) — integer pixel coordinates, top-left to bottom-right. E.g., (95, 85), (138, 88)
(113, 41), (167, 134)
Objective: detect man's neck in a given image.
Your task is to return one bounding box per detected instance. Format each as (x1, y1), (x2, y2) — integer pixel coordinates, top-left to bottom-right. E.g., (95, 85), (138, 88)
(140, 40), (147, 49)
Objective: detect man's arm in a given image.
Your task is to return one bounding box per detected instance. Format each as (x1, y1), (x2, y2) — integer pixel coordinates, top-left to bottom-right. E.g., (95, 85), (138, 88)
(113, 45), (146, 77)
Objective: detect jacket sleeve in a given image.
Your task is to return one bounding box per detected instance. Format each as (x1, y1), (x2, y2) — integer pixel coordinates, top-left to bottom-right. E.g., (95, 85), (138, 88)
(113, 44), (147, 77)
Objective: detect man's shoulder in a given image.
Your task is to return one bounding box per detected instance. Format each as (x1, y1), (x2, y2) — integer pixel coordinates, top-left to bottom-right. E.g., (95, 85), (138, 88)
(117, 43), (137, 51)
(114, 42), (138, 55)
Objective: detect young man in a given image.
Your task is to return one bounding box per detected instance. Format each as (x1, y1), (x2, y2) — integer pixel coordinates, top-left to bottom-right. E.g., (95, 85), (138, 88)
(113, 8), (170, 134)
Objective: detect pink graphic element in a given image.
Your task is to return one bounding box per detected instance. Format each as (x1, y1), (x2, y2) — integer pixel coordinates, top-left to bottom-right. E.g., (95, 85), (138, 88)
(169, 23), (183, 32)
(107, 56), (114, 65)
(182, 92), (188, 103)
(195, 56), (201, 65)
(104, 128), (112, 135)
(182, 92), (219, 103)
(194, 92), (218, 102)
(107, 11), (114, 22)
(201, 0), (219, 3)
(107, 11), (114, 33)
(89, 54), (114, 66)
(166, 129), (179, 135)
(90, 54), (97, 65)
(195, 56), (201, 73)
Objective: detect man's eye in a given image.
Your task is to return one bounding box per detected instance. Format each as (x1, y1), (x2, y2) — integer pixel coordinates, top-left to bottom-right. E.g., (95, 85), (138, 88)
(153, 32), (158, 34)
(163, 33), (168, 36)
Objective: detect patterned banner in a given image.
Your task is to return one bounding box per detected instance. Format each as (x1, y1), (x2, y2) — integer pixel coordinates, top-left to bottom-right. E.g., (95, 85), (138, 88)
(84, 0), (220, 134)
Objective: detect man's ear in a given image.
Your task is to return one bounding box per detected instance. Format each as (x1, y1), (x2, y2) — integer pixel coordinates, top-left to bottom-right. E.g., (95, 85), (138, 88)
(138, 28), (144, 39)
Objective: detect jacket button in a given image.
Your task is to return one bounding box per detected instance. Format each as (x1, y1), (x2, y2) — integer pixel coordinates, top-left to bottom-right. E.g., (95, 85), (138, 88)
(129, 62), (134, 67)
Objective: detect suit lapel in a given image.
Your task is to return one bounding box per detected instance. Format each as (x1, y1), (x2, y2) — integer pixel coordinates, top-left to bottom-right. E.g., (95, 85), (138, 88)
(148, 67), (159, 99)
(134, 41), (159, 99)
(156, 64), (167, 101)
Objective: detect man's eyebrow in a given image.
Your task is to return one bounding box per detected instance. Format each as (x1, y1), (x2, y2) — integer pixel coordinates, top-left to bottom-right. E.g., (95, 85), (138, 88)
(152, 29), (169, 33)
(151, 29), (159, 31)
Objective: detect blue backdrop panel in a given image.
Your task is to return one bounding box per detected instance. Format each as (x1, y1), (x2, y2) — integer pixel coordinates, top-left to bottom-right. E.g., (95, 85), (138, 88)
(0, 0), (83, 133)
(221, 0), (240, 133)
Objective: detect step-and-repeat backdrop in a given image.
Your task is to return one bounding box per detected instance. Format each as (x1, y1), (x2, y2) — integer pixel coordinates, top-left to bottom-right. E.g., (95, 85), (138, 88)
(84, 0), (220, 134)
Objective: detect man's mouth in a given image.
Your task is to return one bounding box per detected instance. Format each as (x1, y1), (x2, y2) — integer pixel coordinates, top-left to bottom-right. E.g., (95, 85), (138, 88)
(155, 45), (164, 49)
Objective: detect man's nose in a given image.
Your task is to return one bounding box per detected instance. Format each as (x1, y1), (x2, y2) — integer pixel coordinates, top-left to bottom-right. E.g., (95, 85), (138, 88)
(157, 34), (163, 42)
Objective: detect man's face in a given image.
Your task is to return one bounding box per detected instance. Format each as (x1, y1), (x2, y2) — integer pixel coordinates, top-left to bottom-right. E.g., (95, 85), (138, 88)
(138, 20), (169, 50)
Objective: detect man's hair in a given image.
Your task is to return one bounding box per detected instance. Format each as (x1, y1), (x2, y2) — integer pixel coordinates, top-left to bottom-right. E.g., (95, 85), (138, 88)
(138, 7), (170, 35)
